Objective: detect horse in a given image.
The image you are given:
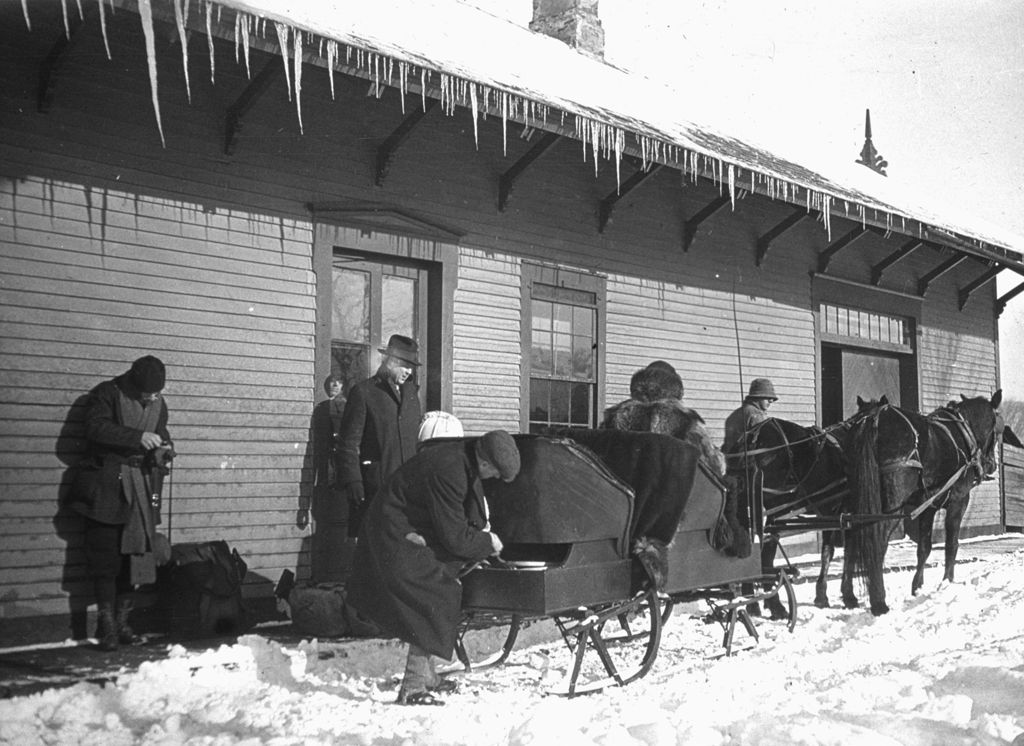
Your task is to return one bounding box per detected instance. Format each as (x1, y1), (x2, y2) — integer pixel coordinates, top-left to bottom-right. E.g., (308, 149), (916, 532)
(844, 391), (1013, 616)
(734, 400), (883, 615)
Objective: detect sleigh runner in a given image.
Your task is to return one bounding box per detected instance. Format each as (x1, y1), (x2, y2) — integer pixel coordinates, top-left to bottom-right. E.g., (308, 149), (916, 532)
(456, 433), (796, 696)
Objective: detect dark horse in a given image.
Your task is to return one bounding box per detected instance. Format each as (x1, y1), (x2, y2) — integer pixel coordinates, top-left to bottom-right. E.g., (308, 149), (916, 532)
(736, 402), (881, 615)
(845, 391), (1015, 615)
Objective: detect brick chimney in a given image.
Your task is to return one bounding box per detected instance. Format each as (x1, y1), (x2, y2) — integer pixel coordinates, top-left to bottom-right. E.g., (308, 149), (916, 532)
(530, 0), (605, 61)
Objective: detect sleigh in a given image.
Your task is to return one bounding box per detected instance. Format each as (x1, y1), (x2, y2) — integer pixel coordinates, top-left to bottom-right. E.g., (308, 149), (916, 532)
(457, 432), (796, 696)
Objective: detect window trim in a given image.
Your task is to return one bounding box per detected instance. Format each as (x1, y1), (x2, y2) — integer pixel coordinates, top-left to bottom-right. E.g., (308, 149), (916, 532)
(519, 262), (607, 432)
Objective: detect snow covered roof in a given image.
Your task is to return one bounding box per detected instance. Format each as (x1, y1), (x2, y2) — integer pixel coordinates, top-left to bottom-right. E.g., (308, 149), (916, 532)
(24, 0), (1024, 273)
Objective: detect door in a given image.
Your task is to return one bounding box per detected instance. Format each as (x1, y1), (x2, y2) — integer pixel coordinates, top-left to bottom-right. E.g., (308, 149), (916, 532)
(330, 253), (429, 407)
(311, 252), (429, 582)
(822, 345), (903, 424)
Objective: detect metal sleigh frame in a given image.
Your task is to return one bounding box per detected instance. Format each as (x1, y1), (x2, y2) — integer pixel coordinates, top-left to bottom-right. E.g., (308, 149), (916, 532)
(452, 465), (800, 697)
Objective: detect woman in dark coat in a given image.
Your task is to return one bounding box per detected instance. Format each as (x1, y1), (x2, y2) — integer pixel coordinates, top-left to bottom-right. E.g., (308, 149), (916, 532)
(346, 430), (521, 705)
(69, 355), (174, 651)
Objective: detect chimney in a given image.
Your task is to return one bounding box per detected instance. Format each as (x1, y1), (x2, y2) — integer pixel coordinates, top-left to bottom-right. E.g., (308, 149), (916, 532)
(530, 0), (605, 61)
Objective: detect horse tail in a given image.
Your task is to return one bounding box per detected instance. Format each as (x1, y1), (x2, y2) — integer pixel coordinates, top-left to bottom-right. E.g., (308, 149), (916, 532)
(845, 414), (884, 588)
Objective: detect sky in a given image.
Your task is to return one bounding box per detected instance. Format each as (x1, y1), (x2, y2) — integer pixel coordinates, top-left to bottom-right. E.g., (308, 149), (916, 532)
(466, 0), (1024, 400)
(3, 543), (1022, 743)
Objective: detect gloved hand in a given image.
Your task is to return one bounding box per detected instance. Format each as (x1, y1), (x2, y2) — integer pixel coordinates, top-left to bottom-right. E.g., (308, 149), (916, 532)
(344, 482), (365, 506)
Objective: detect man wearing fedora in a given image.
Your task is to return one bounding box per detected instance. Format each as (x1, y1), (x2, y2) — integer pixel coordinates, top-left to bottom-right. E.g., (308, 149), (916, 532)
(337, 334), (423, 537)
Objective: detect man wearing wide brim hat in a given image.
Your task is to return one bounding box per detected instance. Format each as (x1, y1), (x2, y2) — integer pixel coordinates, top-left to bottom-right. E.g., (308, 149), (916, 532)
(722, 378), (778, 455)
(337, 334), (423, 538)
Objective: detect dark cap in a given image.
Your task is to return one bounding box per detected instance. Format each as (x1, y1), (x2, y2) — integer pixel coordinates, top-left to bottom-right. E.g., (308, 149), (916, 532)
(477, 430), (521, 482)
(747, 378), (778, 401)
(129, 355), (166, 393)
(378, 334), (421, 367)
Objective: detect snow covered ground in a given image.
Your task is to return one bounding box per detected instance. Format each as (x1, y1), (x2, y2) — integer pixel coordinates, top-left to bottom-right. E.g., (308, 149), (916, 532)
(3, 549), (1023, 746)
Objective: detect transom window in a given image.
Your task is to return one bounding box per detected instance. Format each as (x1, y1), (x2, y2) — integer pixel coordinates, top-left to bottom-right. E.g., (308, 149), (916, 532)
(820, 303), (910, 352)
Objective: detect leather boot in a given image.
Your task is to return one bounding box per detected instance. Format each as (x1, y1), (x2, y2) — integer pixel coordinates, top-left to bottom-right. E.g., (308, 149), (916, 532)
(115, 596), (136, 645)
(96, 604), (119, 651)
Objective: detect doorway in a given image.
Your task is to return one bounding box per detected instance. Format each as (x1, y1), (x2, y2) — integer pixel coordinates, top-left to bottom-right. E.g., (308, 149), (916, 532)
(330, 252), (430, 408)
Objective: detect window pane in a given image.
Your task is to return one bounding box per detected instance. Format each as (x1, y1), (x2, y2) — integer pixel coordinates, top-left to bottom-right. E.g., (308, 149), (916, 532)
(532, 329), (552, 374)
(570, 382), (592, 425)
(530, 379), (550, 423)
(573, 306), (593, 337)
(553, 332), (571, 377)
(532, 299), (552, 331)
(572, 335), (594, 379)
(332, 269), (370, 343)
(553, 303), (572, 335)
(550, 380), (570, 424)
(382, 275), (416, 341)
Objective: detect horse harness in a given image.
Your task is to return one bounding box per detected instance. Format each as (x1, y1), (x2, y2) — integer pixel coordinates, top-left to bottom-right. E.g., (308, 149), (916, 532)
(873, 403), (985, 519)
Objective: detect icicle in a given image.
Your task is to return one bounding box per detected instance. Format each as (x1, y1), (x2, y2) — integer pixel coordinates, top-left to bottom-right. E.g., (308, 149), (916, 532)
(204, 1), (215, 83)
(241, 14), (251, 78)
(97, 0), (111, 59)
(21, 0), (30, 30)
(326, 39), (337, 100)
(420, 69), (427, 111)
(728, 164), (736, 209)
(137, 0), (166, 147)
(397, 61), (406, 113)
(293, 29), (303, 133)
(501, 91), (508, 157)
(74, 0), (83, 20)
(468, 84), (479, 147)
(172, 0), (191, 103)
(274, 23), (292, 101)
(60, 0), (70, 38)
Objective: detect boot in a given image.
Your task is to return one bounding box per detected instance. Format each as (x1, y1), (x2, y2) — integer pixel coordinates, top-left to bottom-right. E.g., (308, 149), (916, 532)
(96, 604), (119, 651)
(115, 596), (136, 645)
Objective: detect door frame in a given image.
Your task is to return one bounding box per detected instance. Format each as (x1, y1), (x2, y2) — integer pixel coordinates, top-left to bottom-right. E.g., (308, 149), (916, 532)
(312, 208), (460, 412)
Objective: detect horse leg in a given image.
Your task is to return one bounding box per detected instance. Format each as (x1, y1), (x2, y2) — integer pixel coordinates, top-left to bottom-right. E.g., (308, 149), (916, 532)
(840, 545), (859, 609)
(911, 508), (935, 596)
(761, 537), (790, 620)
(942, 486), (969, 584)
(814, 535), (834, 608)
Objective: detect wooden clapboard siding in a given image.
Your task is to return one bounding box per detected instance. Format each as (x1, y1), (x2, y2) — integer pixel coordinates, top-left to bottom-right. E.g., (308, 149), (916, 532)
(0, 166), (316, 621)
(452, 249), (522, 434)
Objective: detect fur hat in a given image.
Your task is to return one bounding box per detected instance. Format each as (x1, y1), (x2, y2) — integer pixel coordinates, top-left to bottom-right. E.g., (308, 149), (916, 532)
(477, 430), (521, 482)
(378, 334), (421, 366)
(629, 361), (684, 402)
(129, 355), (166, 393)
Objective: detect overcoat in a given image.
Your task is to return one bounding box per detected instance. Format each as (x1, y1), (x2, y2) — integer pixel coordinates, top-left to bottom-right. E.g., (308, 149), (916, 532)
(336, 371), (421, 502)
(69, 373), (171, 525)
(722, 400), (769, 458)
(346, 441), (494, 659)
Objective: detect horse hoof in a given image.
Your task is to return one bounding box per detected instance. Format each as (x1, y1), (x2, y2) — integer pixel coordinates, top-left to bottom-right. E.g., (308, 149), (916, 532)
(842, 598), (860, 610)
(813, 598), (830, 609)
(870, 603), (889, 616)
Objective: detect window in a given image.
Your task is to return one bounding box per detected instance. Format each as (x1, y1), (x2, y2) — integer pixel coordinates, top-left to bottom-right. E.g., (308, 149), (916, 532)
(820, 303), (910, 351)
(522, 265), (604, 433)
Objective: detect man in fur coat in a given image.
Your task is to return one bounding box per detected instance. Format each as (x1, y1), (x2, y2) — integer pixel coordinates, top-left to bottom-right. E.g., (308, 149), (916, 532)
(602, 361), (748, 561)
(602, 361), (726, 476)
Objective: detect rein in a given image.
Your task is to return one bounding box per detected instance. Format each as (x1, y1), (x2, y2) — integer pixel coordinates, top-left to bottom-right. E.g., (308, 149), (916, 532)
(870, 403), (986, 519)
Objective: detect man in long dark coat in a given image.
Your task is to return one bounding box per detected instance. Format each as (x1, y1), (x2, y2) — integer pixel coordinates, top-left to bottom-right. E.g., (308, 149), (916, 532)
(346, 430), (521, 706)
(69, 355), (174, 651)
(337, 335), (423, 537)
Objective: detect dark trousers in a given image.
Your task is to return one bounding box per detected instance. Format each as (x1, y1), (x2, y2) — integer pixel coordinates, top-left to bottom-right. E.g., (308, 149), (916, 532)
(83, 518), (131, 606)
